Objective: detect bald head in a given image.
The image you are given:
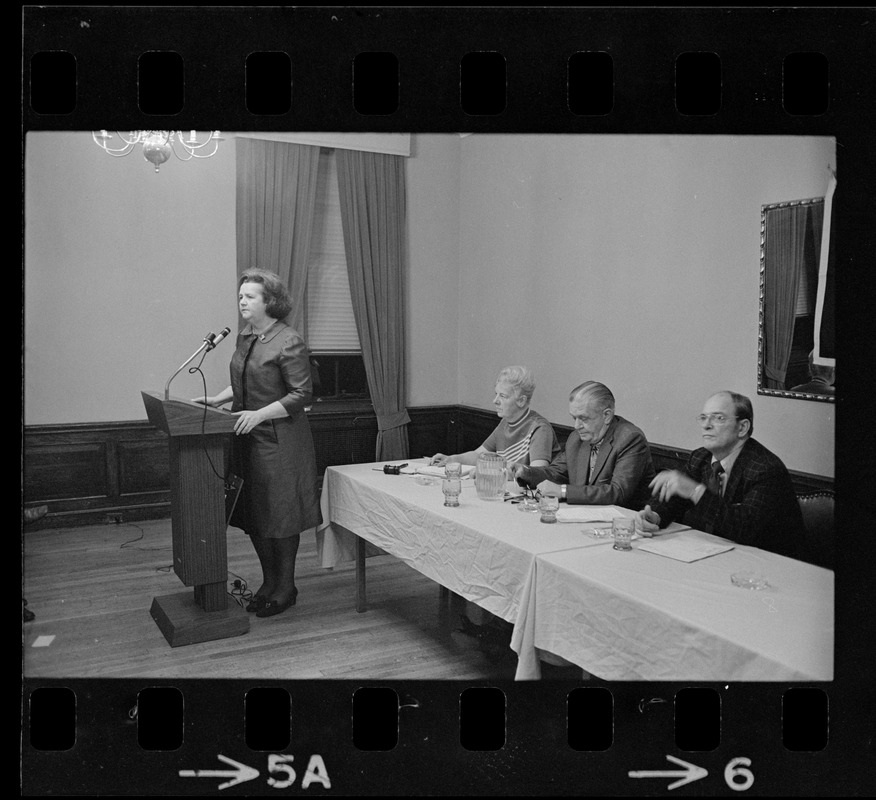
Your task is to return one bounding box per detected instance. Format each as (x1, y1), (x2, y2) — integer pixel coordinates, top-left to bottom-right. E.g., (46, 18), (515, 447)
(698, 391), (753, 460)
(708, 391), (753, 436)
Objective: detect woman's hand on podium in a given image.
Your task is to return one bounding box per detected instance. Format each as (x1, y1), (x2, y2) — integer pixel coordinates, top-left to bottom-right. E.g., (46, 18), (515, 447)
(192, 390), (232, 408)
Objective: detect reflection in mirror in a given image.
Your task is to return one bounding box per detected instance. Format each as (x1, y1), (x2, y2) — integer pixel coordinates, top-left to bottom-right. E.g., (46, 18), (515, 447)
(758, 196), (835, 403)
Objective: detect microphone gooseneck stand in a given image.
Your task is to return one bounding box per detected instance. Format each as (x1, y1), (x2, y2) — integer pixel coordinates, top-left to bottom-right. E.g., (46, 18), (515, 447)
(164, 334), (216, 400)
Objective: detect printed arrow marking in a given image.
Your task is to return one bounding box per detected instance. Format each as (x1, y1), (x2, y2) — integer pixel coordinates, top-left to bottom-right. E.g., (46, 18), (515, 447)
(629, 754), (709, 790)
(179, 754), (260, 790)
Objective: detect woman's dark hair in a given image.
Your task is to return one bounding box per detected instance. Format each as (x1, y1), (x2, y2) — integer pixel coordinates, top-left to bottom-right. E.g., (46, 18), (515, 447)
(238, 268), (293, 321)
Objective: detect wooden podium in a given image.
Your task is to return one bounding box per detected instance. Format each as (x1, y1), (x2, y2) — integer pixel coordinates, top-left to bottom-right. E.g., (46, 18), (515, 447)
(141, 390), (249, 646)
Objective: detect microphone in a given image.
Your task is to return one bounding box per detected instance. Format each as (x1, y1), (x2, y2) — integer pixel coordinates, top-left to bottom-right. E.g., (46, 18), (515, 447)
(205, 327), (231, 351)
(165, 326), (233, 399)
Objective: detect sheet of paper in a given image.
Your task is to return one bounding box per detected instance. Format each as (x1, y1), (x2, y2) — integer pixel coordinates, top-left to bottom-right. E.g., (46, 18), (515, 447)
(637, 535), (734, 563)
(555, 506), (629, 523)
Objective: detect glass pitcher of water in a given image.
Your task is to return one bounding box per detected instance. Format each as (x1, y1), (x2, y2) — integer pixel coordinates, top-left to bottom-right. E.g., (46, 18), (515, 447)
(475, 452), (507, 501)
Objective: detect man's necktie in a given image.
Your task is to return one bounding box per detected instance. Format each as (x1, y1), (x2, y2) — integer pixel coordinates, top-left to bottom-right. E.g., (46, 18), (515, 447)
(587, 444), (600, 484)
(707, 461), (725, 495)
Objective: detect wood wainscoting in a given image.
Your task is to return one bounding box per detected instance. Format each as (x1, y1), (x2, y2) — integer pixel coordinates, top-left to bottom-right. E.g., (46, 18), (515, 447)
(454, 405), (835, 496)
(22, 404), (459, 529)
(22, 403), (831, 529)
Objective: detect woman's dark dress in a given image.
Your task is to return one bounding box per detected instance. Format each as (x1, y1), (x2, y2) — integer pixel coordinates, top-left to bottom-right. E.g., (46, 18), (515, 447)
(229, 321), (321, 538)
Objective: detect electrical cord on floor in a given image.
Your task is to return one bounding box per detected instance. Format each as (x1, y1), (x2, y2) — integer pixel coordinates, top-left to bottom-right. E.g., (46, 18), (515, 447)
(228, 574), (254, 608)
(119, 524), (145, 548)
(118, 523), (171, 552)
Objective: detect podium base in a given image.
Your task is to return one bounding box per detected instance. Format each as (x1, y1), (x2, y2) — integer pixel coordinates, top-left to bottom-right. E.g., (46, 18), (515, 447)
(150, 592), (249, 647)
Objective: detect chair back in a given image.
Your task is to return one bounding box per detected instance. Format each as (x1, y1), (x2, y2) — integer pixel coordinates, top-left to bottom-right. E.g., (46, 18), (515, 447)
(796, 491), (835, 570)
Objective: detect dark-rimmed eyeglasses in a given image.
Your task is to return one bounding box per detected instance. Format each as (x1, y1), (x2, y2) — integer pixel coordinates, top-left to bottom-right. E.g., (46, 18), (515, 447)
(696, 413), (738, 425)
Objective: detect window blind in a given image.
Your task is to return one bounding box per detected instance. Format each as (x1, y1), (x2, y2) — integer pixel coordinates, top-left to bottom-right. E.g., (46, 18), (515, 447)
(305, 149), (361, 352)
(795, 259), (812, 317)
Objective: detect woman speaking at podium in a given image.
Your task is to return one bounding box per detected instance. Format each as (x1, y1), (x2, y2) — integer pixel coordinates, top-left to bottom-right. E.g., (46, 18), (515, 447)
(195, 268), (321, 618)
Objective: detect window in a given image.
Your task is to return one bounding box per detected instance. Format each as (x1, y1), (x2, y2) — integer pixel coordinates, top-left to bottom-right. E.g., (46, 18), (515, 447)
(306, 149), (370, 402)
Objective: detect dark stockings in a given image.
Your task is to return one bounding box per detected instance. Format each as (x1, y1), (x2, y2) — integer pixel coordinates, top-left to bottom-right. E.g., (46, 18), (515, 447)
(250, 535), (275, 599)
(269, 536), (300, 606)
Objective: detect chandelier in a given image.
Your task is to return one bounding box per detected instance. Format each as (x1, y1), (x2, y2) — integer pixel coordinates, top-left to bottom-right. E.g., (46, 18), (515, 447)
(91, 130), (224, 172)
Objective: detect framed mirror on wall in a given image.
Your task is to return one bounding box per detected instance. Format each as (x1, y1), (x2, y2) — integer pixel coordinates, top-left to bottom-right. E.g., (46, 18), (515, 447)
(758, 189), (836, 403)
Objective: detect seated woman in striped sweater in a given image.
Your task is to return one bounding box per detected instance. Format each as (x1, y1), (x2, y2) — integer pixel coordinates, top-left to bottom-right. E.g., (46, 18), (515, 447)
(429, 366), (563, 654)
(430, 365), (561, 470)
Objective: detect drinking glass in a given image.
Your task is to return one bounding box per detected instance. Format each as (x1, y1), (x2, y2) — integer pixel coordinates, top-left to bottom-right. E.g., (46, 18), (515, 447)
(612, 517), (635, 551)
(539, 493), (559, 523)
(445, 461), (462, 479)
(442, 478), (461, 507)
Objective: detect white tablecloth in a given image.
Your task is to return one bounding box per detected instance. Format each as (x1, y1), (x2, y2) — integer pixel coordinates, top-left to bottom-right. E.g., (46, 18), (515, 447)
(510, 530), (834, 681)
(316, 462), (611, 624)
(317, 463), (833, 682)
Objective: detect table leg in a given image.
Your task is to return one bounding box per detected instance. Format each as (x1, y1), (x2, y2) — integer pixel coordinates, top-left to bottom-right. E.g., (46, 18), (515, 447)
(356, 535), (367, 613)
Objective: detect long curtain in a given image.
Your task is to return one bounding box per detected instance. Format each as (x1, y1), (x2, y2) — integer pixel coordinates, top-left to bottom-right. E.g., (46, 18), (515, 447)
(335, 148), (410, 460)
(235, 137), (320, 330)
(763, 204), (820, 389)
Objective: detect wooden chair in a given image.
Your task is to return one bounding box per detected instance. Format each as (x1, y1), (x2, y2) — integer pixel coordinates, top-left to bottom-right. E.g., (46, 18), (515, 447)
(796, 491), (835, 570)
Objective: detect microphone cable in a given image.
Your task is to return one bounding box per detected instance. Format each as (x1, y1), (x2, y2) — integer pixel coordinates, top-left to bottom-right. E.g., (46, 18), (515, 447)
(191, 356), (245, 529)
(228, 573), (254, 607)
(190, 354), (229, 484)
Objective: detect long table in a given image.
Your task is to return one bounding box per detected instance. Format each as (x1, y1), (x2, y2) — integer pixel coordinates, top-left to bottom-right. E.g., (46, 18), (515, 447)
(317, 462), (834, 681)
(510, 531), (834, 681)
(316, 462), (600, 625)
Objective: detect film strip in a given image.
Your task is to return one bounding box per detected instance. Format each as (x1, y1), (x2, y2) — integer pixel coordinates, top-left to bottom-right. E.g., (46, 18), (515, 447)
(21, 6), (875, 796)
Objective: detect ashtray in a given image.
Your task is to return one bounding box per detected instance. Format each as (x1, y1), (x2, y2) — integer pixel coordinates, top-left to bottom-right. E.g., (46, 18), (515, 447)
(414, 475), (437, 486)
(583, 527), (613, 538)
(731, 571), (770, 590)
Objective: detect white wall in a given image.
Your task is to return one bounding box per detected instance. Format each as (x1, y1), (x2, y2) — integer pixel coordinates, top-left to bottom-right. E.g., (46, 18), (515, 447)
(456, 134), (835, 477)
(23, 131), (835, 477)
(406, 134), (461, 406)
(24, 131), (238, 424)
(23, 131), (462, 423)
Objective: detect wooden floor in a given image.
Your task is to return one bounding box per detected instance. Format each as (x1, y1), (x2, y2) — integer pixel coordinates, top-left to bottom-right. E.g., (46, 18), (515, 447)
(22, 519), (548, 681)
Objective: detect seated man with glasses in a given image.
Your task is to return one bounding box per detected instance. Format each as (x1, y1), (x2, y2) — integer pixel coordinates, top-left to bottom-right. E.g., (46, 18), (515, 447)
(637, 390), (804, 559)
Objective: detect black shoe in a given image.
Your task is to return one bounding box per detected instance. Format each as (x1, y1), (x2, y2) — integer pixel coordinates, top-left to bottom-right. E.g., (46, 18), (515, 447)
(245, 595), (267, 613)
(255, 588), (297, 618)
(456, 614), (483, 639)
(457, 614), (511, 643)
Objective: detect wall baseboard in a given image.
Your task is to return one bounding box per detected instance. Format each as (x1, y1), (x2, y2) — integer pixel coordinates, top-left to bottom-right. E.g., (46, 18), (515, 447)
(23, 404), (832, 529)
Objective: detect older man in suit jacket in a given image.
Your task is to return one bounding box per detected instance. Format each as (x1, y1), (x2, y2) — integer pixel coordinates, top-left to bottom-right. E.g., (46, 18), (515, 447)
(638, 390), (804, 560)
(514, 381), (656, 509)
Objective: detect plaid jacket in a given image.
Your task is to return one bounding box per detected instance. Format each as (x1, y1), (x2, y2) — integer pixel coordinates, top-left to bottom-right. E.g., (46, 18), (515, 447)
(649, 437), (804, 559)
